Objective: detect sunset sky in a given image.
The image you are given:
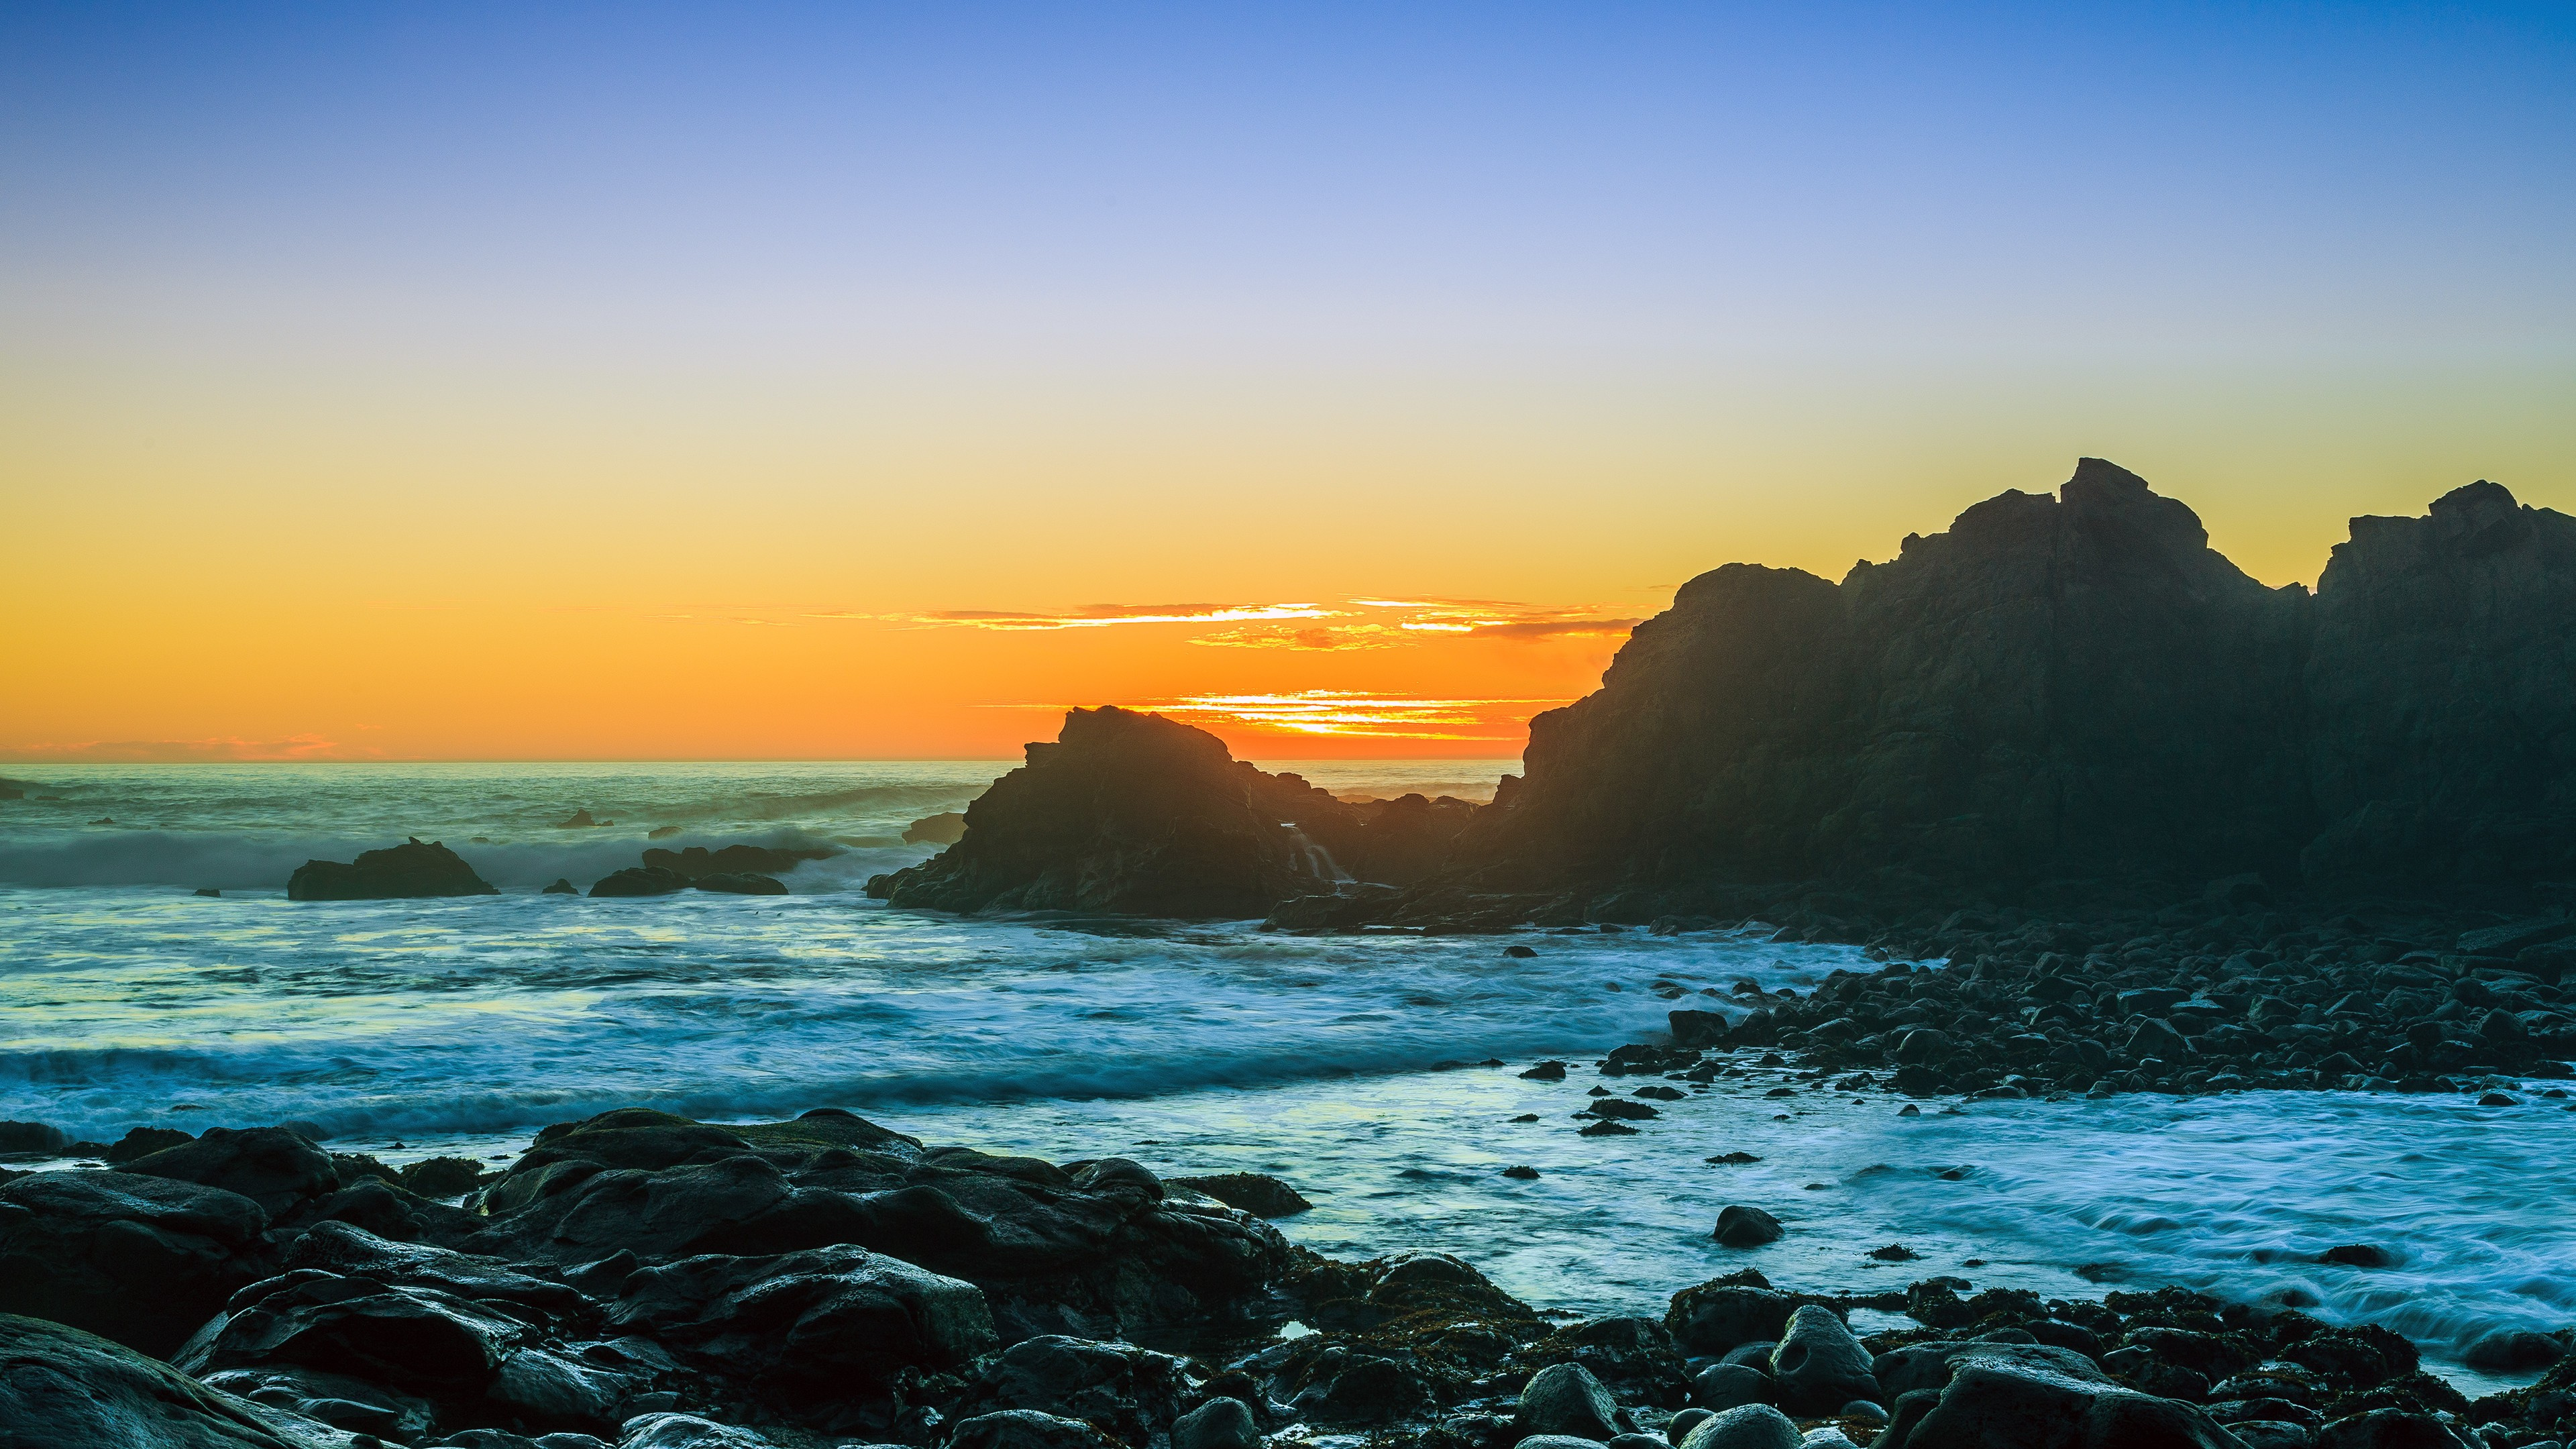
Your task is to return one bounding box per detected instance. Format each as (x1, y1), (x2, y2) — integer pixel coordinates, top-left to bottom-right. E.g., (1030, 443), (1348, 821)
(5, 3), (2571, 760)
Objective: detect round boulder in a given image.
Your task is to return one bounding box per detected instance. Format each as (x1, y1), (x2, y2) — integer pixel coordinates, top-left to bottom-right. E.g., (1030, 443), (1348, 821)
(1713, 1206), (1784, 1248)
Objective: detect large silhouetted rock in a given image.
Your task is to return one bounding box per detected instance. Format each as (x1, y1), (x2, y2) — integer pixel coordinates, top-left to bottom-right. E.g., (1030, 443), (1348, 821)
(2302, 480), (2576, 887)
(286, 840), (496, 902)
(1457, 460), (2311, 894)
(865, 706), (1474, 916)
(1450, 462), (2576, 904)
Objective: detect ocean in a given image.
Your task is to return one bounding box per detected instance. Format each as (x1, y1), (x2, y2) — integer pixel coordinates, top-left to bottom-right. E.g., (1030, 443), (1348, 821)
(1, 761), (2569, 1388)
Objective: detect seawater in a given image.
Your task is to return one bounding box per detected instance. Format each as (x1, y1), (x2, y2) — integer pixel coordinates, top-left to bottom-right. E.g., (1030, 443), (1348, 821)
(1, 762), (2568, 1387)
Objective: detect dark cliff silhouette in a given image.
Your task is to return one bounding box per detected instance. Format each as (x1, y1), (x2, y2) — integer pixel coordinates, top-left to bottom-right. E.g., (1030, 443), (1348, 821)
(1454, 460), (2575, 906)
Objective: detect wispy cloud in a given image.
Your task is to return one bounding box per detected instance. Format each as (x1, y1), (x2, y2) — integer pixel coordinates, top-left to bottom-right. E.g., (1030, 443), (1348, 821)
(1006, 691), (1566, 741)
(901, 603), (1332, 631)
(859, 596), (1642, 649)
(0, 735), (366, 763)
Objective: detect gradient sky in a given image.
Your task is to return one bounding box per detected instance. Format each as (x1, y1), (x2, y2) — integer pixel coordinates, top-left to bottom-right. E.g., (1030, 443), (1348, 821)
(5, 2), (2571, 759)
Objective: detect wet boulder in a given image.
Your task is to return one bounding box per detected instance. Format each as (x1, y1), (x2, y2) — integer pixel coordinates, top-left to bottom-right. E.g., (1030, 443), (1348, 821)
(1525, 1315), (1690, 1404)
(1713, 1206), (1784, 1248)
(588, 867), (691, 898)
(177, 1273), (535, 1404)
(282, 1221), (590, 1318)
(123, 1127), (341, 1218)
(1690, 1362), (1770, 1411)
(690, 873), (786, 896)
(1768, 1305), (1877, 1413)
(607, 1245), (996, 1417)
(0, 1169), (270, 1356)
(1870, 1340), (2109, 1401)
(1882, 1360), (2241, 1447)
(1674, 1403), (1799, 1449)
(288, 840), (496, 901)
(963, 1334), (1187, 1444)
(0, 1312), (358, 1448)
(1167, 1173), (1311, 1218)
(619, 1414), (792, 1448)
(903, 812), (969, 845)
(640, 843), (836, 879)
(1666, 1273), (1793, 1354)
(1517, 1361), (1620, 1440)
(948, 1409), (1123, 1449)
(196, 1364), (437, 1442)
(1172, 1397), (1261, 1449)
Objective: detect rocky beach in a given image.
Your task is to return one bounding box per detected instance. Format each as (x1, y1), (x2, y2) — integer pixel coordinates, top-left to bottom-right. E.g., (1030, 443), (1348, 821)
(3, 464), (2573, 1448)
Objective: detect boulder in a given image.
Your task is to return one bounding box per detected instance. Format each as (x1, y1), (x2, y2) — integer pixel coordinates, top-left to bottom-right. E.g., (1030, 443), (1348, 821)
(1674, 1403), (1799, 1449)
(618, 1415), (789, 1448)
(690, 873), (786, 896)
(1690, 1362), (1771, 1411)
(287, 841), (496, 901)
(605, 1246), (995, 1413)
(1768, 1305), (1877, 1413)
(1172, 1397), (1260, 1449)
(903, 812), (969, 845)
(1870, 1340), (2109, 1401)
(588, 867), (690, 898)
(1884, 1360), (2241, 1448)
(106, 1125), (197, 1163)
(177, 1272), (538, 1405)
(466, 1110), (1289, 1348)
(640, 844), (836, 879)
(0, 1169), (270, 1356)
(1713, 1206), (1784, 1248)
(963, 1335), (1185, 1444)
(1666, 1276), (1793, 1354)
(0, 1312), (357, 1448)
(1517, 1361), (1620, 1440)
(1167, 1173), (1311, 1218)
(947, 1410), (1121, 1449)
(122, 1127), (340, 1218)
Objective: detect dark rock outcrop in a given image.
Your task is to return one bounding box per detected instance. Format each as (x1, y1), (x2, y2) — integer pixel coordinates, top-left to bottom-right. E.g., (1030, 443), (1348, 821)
(0, 1121), (70, 1156)
(692, 871), (788, 896)
(0, 1313), (355, 1448)
(1448, 464), (2576, 910)
(461, 1108), (1291, 1349)
(0, 1170), (272, 1356)
(904, 812), (970, 845)
(2302, 480), (2576, 888)
(865, 706), (1475, 917)
(286, 840), (496, 902)
(590, 866), (691, 898)
(641, 844), (837, 879)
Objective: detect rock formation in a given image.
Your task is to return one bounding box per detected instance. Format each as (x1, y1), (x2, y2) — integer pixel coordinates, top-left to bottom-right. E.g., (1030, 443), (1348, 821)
(641, 843), (837, 878)
(866, 706), (1477, 917)
(284, 840), (498, 902)
(1455, 462), (2575, 908)
(904, 811), (970, 845)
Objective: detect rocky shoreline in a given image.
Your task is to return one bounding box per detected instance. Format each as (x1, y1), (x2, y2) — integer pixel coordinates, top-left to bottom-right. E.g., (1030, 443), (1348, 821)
(3, 1102), (2566, 1449)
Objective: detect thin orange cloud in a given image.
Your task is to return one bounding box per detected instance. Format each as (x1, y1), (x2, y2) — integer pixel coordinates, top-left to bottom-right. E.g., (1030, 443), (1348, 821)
(865, 596), (1645, 650)
(996, 691), (1566, 742)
